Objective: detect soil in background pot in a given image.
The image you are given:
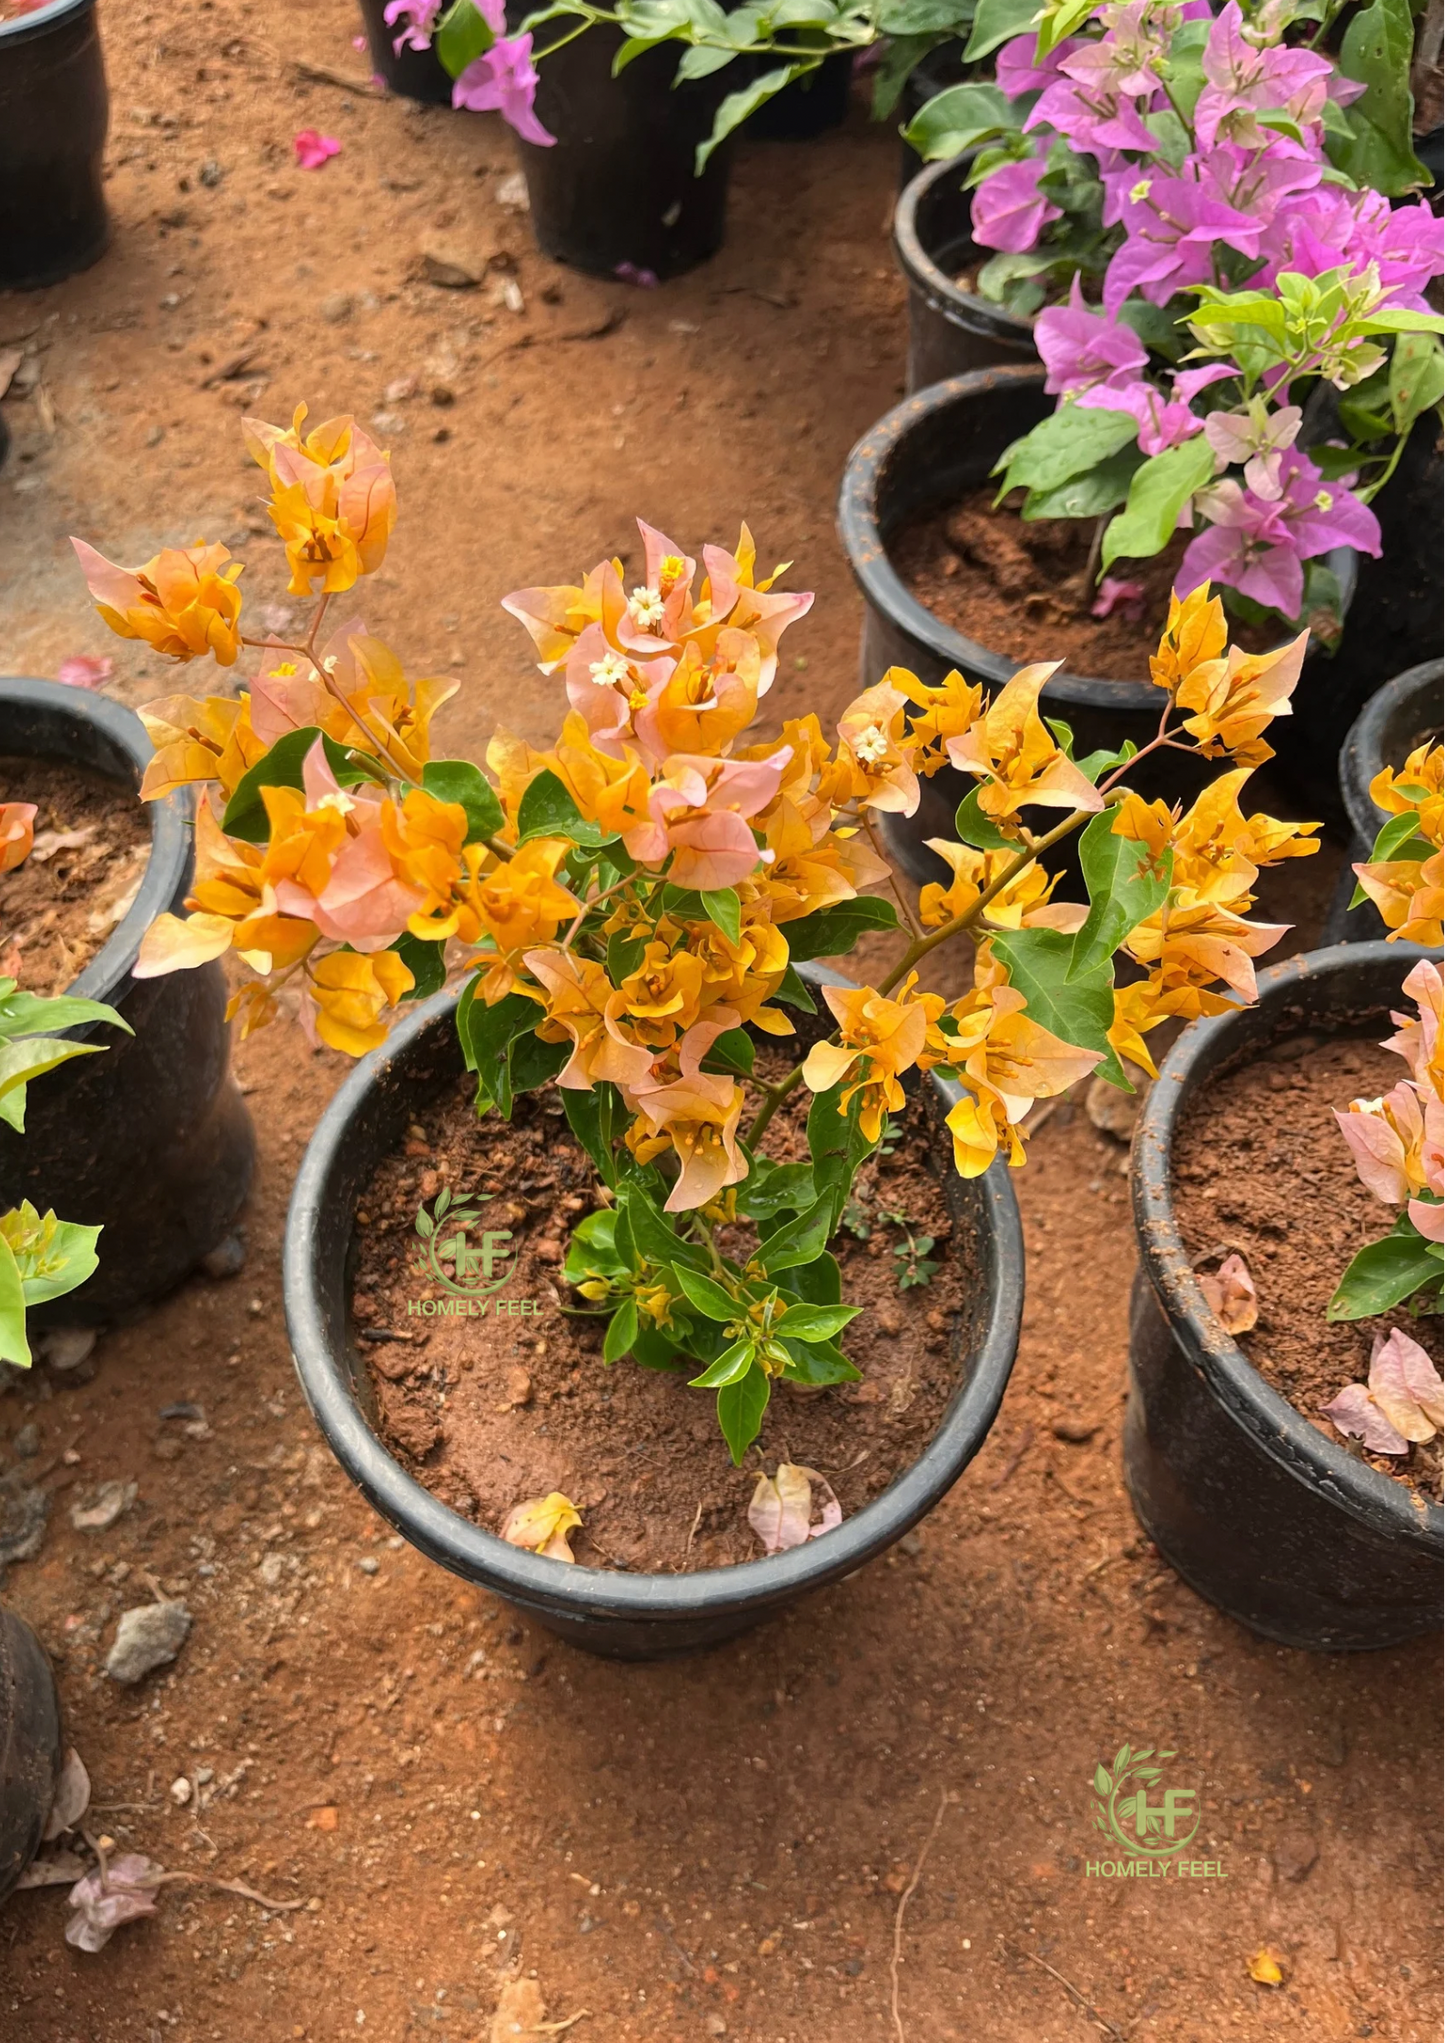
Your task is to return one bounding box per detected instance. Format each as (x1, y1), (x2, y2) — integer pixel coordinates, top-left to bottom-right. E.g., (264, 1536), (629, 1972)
(353, 1059), (968, 1573)
(0, 757), (149, 995)
(893, 486), (1277, 680)
(1171, 1030), (1443, 1503)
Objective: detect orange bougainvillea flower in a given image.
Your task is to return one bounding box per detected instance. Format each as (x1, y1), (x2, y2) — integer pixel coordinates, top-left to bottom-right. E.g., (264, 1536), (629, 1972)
(303, 946), (415, 1056)
(244, 405), (396, 598)
(894, 668), (985, 775)
(249, 630), (456, 784)
(0, 803), (36, 873)
(135, 689), (269, 802)
(458, 838), (579, 955)
(1174, 631), (1307, 766)
(930, 960), (1101, 1176)
(801, 978), (938, 1141)
(623, 1050), (748, 1213)
(945, 663), (1104, 822)
(828, 678), (921, 817)
(73, 537), (244, 666)
(134, 795), (318, 980)
(1353, 849), (1443, 948)
(524, 947), (654, 1092)
(1148, 583), (1227, 696)
(1370, 740), (1443, 849)
(917, 840), (1084, 935)
(380, 786), (468, 939)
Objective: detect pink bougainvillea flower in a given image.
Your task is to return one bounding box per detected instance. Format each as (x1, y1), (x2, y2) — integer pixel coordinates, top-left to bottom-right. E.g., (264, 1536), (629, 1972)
(294, 131), (341, 170)
(1322, 1329), (1444, 1455)
(1077, 377), (1204, 456)
(970, 156), (1061, 255)
(622, 749), (792, 890)
(1091, 577), (1146, 621)
(453, 33), (554, 148)
(1193, 1), (1334, 153)
(1035, 275), (1147, 396)
(1204, 402), (1303, 501)
(382, 0), (440, 52)
(1180, 454), (1380, 619)
(994, 30), (1079, 99)
(56, 654), (113, 690)
(1386, 959), (1443, 1102)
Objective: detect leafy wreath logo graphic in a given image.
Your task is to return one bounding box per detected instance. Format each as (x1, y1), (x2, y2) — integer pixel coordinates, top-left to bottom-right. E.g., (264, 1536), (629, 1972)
(413, 1186), (516, 1297)
(1090, 1743), (1200, 1861)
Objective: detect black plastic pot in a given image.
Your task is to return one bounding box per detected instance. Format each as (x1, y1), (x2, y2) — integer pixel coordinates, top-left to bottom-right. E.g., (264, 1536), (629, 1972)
(1322, 657), (1444, 946)
(837, 365), (1358, 885)
(746, 49), (852, 140)
(0, 680), (254, 1324)
(356, 0), (453, 104)
(895, 155), (1037, 389)
(0, 0), (109, 292)
(511, 21), (733, 281)
(284, 969), (1024, 1660)
(1126, 941), (1443, 1651)
(0, 1604), (62, 1905)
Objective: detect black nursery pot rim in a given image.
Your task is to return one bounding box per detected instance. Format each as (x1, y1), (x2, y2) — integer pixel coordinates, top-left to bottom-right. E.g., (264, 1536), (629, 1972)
(0, 678), (189, 1012)
(0, 0), (92, 41)
(284, 983), (1024, 1623)
(838, 365), (1358, 713)
(1131, 940), (1444, 1551)
(893, 155), (1036, 345)
(1339, 657), (1444, 852)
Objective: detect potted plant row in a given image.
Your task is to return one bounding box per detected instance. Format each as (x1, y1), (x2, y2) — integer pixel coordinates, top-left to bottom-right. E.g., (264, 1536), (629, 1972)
(1322, 656), (1443, 942)
(76, 401), (1335, 1654)
(0, 678), (254, 1324)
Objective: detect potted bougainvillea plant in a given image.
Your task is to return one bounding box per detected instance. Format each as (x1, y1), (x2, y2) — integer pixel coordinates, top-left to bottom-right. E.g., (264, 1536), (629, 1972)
(74, 403), (1331, 1643)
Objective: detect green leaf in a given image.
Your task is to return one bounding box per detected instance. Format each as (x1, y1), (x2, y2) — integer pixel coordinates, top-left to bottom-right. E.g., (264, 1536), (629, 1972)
(16, 1218), (101, 1305)
(220, 727), (369, 844)
(509, 1032), (567, 1095)
(988, 926), (1122, 1084)
(878, 0), (967, 29)
(993, 406), (1139, 499)
(871, 31), (947, 120)
(783, 896), (900, 961)
(462, 990), (540, 1118)
(700, 1027), (755, 1078)
(690, 1339), (756, 1390)
(516, 768), (603, 847)
(0, 1038), (107, 1132)
(1389, 332), (1445, 436)
(781, 1335), (860, 1384)
(716, 1363), (771, 1462)
(697, 66), (798, 172)
(673, 1265), (741, 1323)
(901, 81), (1018, 162)
(421, 759), (505, 844)
(1101, 436), (1215, 572)
(807, 1078), (877, 1232)
(618, 1182), (709, 1272)
(775, 1301), (862, 1342)
(953, 787), (1018, 852)
(0, 1232), (29, 1368)
(1034, 0), (1102, 56)
(1163, 16), (1209, 123)
(775, 963), (818, 1014)
(1116, 297), (1189, 361)
(0, 988), (131, 1042)
(964, 0), (1041, 61)
(603, 1297), (639, 1364)
(736, 1159), (816, 1222)
(564, 1206), (628, 1286)
(393, 932), (447, 1002)
(700, 887), (742, 946)
(435, 0), (493, 78)
(781, 1247), (842, 1306)
(1022, 444), (1144, 522)
(675, 41), (742, 78)
(759, 1194), (834, 1274)
(1329, 0), (1429, 196)
(1069, 809), (1173, 982)
(606, 931), (648, 988)
(561, 1083), (621, 1188)
(1327, 1227), (1442, 1320)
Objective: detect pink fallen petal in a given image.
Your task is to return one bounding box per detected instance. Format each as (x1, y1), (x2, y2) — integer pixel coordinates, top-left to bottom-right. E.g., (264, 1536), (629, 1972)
(1369, 1327), (1443, 1440)
(56, 654), (114, 690)
(65, 1853), (164, 1952)
(1090, 577), (1145, 622)
(1198, 1252), (1258, 1335)
(294, 130), (342, 170)
(352, 31), (368, 47)
(614, 262), (659, 289)
(1319, 1381), (1409, 1457)
(747, 1463), (843, 1555)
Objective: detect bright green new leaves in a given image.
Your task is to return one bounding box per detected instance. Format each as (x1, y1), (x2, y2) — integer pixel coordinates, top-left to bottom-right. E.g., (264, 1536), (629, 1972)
(0, 978), (130, 1134)
(717, 1368), (772, 1464)
(221, 726), (370, 844)
(1031, 0), (1102, 56)
(1186, 266), (1444, 397)
(698, 65), (800, 171)
(0, 1204), (103, 1368)
(1100, 437), (1216, 573)
(901, 80), (1019, 162)
(992, 405), (1140, 505)
(1329, 0), (1430, 197)
(1069, 810), (1173, 981)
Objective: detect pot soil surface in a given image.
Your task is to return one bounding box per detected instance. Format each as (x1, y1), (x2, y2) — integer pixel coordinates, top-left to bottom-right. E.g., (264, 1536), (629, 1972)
(1171, 1030), (1444, 1503)
(0, 756), (149, 995)
(354, 1063), (966, 1573)
(893, 486), (1276, 680)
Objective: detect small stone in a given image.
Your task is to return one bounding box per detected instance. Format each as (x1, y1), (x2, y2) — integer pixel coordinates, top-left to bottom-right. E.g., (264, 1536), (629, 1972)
(417, 250), (481, 290)
(152, 1437), (183, 1463)
(0, 1480), (49, 1566)
(430, 384), (455, 407)
(199, 159), (223, 187)
(1275, 1832), (1319, 1884)
(12, 1422), (39, 1458)
(39, 1327), (97, 1373)
(321, 291), (353, 324)
(1086, 1064), (1151, 1141)
(105, 1600), (191, 1684)
(534, 1238), (563, 1265)
(200, 1233), (246, 1280)
(1052, 1418), (1098, 1444)
(503, 1365), (532, 1409)
(494, 170), (529, 211)
(876, 1307), (902, 1336)
(258, 1553), (285, 1587)
(357, 1555), (380, 1576)
(169, 1775), (192, 1805)
(705, 2018), (727, 2039)
(898, 1531), (924, 1557)
(70, 1479), (138, 1532)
